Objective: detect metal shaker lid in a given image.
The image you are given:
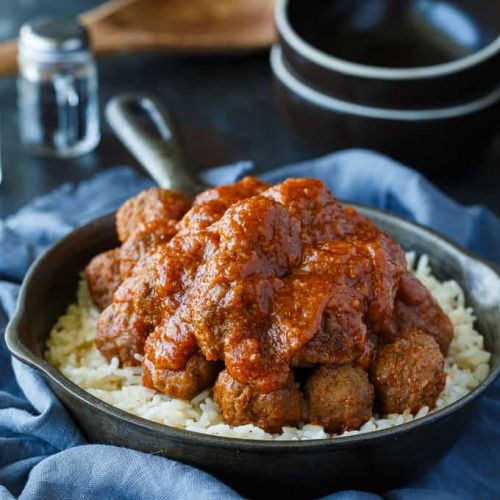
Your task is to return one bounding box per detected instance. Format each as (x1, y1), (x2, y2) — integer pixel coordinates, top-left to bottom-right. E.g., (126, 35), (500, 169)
(19, 17), (91, 62)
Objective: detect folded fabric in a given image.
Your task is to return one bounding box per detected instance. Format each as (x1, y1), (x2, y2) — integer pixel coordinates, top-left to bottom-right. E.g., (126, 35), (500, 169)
(1, 149), (499, 500)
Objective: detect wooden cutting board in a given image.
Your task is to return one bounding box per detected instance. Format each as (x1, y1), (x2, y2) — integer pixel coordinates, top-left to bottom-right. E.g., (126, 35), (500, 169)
(0, 0), (276, 77)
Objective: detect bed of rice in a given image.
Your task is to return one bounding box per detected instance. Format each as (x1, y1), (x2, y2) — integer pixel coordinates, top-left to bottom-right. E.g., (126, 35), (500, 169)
(45, 253), (491, 441)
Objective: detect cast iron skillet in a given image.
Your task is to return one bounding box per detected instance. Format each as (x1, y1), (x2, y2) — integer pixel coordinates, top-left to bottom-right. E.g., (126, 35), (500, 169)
(6, 94), (500, 498)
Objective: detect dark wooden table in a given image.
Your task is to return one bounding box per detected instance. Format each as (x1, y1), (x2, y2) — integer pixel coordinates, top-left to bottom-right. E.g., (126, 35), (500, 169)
(0, 0), (499, 218)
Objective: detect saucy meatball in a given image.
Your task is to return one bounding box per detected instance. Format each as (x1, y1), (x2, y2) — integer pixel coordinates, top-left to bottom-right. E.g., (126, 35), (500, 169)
(95, 302), (150, 366)
(95, 275), (158, 366)
(177, 177), (269, 234)
(119, 219), (179, 279)
(380, 273), (453, 355)
(295, 311), (365, 366)
(143, 351), (221, 400)
(84, 248), (122, 310)
(116, 187), (190, 243)
(193, 176), (268, 206)
(371, 329), (446, 415)
(213, 370), (303, 433)
(304, 365), (374, 433)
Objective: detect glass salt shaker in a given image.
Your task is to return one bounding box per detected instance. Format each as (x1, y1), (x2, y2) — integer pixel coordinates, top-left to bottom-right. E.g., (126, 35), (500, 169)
(17, 18), (100, 158)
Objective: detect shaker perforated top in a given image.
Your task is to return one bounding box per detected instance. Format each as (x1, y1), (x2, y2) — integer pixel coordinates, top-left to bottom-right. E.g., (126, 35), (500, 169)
(18, 17), (90, 62)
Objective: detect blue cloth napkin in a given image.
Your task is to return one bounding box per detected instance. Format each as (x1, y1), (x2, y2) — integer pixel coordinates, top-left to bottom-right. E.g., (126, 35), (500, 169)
(1, 149), (499, 500)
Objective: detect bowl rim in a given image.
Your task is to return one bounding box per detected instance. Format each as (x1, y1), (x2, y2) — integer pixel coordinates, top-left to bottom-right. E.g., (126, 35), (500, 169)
(276, 0), (500, 81)
(6, 205), (500, 451)
(271, 45), (500, 121)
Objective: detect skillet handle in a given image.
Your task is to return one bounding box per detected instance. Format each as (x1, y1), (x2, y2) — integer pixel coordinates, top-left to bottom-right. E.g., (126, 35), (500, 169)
(105, 93), (207, 194)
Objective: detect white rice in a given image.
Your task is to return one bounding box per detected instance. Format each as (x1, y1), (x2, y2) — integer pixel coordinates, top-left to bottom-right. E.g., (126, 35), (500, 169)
(45, 253), (491, 441)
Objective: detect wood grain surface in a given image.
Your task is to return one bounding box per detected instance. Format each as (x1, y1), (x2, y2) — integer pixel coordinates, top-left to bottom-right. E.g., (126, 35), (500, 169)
(0, 0), (276, 76)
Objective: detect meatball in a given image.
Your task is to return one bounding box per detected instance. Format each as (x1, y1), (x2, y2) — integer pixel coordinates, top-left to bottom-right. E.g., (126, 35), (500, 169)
(371, 329), (446, 415)
(84, 248), (122, 310)
(177, 199), (230, 234)
(380, 273), (453, 355)
(213, 370), (303, 433)
(95, 275), (158, 365)
(295, 310), (366, 367)
(304, 365), (374, 433)
(116, 187), (190, 243)
(95, 301), (150, 366)
(143, 351), (221, 400)
(262, 177), (346, 244)
(119, 219), (179, 279)
(193, 176), (268, 206)
(178, 177), (269, 234)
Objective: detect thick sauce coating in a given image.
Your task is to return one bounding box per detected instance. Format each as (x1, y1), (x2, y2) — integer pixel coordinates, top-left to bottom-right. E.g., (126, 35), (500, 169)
(381, 273), (454, 355)
(88, 177), (453, 432)
(96, 290), (151, 366)
(371, 329), (446, 414)
(88, 188), (190, 310)
(119, 219), (179, 279)
(116, 187), (190, 243)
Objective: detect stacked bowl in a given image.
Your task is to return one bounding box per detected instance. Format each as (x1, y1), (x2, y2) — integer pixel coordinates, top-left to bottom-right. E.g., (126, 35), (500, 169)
(272, 0), (500, 173)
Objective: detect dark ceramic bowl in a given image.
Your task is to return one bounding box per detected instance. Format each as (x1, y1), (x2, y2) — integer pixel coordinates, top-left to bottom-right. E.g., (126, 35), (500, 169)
(273, 0), (500, 173)
(276, 0), (500, 108)
(6, 206), (500, 498)
(271, 45), (500, 173)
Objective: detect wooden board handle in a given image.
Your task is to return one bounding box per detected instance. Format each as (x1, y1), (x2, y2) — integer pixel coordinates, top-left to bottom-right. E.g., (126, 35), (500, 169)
(0, 39), (18, 77)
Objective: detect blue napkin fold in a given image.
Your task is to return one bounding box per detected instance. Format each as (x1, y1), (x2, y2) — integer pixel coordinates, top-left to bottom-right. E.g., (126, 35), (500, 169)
(1, 149), (499, 500)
